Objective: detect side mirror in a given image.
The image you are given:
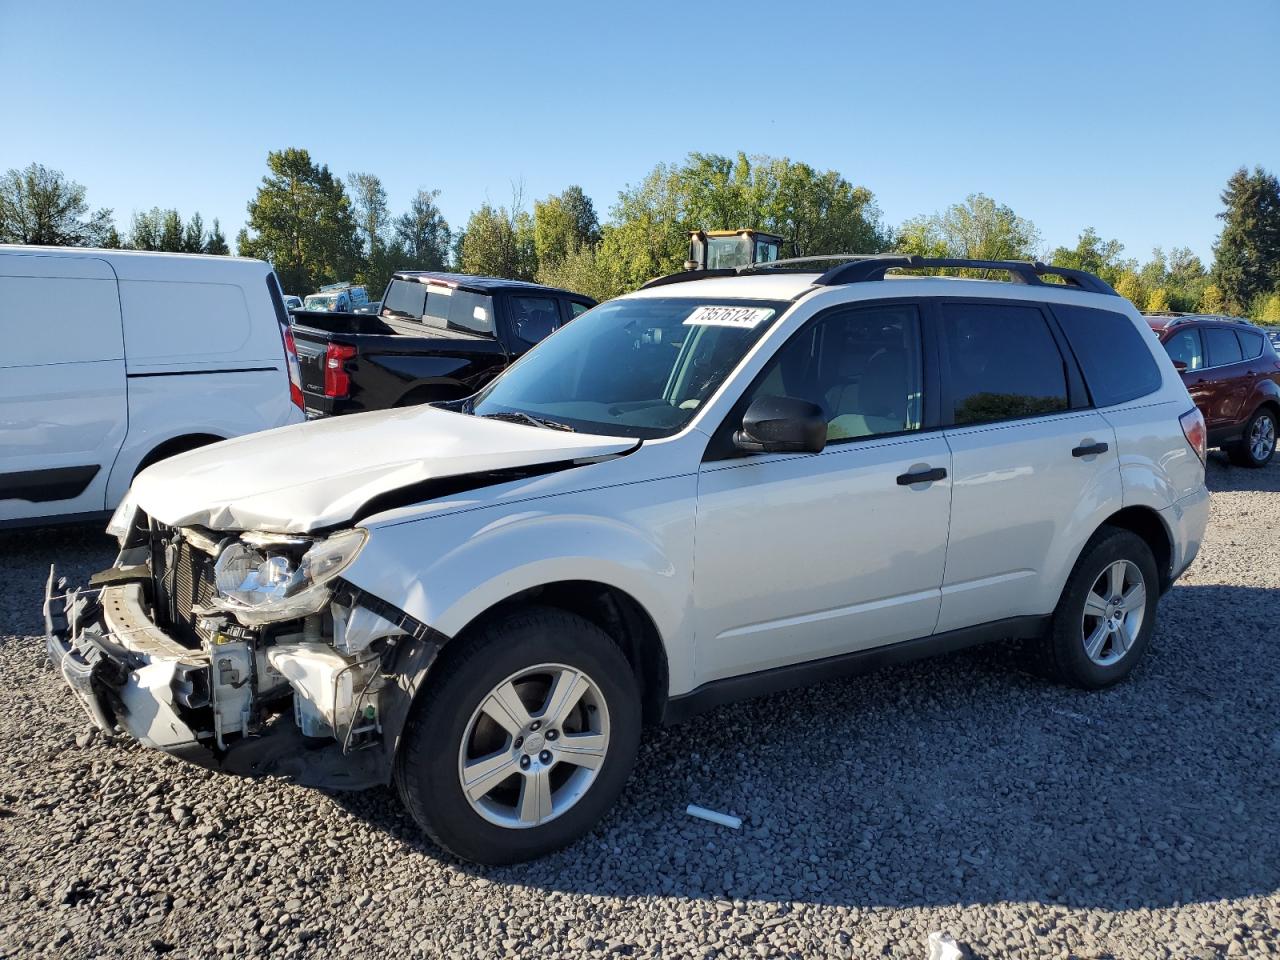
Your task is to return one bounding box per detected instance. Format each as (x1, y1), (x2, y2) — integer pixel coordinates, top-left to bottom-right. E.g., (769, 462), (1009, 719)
(1172, 359), (1188, 372)
(734, 396), (827, 454)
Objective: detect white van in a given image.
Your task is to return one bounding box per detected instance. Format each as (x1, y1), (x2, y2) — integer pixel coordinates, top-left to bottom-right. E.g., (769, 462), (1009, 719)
(0, 246), (306, 527)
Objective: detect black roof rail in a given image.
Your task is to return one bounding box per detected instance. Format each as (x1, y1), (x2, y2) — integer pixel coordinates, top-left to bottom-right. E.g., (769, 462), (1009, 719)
(639, 268), (737, 290)
(813, 256), (1119, 295)
(640, 254), (1118, 296)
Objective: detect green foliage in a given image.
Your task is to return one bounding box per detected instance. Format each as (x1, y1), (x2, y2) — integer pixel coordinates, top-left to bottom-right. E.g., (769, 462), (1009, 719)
(534, 185), (600, 269)
(898, 193), (1040, 263)
(1049, 227), (1133, 283)
(347, 172), (398, 296)
(459, 197), (537, 280)
(535, 241), (623, 303)
(394, 189), (452, 272)
(1252, 290), (1280, 324)
(1145, 288), (1172, 313)
(1212, 166), (1280, 313)
(205, 219), (229, 256)
(0, 163), (114, 246)
(128, 207), (226, 254)
(237, 148), (362, 294)
(1114, 272), (1148, 308)
(1199, 283), (1227, 314)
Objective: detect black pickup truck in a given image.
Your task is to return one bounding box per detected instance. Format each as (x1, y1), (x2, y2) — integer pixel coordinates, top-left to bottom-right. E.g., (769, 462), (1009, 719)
(290, 272), (596, 417)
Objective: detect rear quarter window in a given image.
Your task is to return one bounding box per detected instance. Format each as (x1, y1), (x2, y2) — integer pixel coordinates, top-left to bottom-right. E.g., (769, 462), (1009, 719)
(1053, 304), (1163, 407)
(1236, 329), (1265, 360)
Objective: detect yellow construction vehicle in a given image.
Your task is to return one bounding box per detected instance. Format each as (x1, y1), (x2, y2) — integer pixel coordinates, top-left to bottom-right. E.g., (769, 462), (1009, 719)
(685, 229), (783, 271)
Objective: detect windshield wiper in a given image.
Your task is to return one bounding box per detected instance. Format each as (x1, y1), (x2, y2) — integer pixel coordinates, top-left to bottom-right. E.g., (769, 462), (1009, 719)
(478, 411), (576, 432)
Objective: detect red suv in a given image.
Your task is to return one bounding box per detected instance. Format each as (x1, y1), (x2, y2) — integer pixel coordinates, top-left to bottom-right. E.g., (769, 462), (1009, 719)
(1147, 314), (1280, 467)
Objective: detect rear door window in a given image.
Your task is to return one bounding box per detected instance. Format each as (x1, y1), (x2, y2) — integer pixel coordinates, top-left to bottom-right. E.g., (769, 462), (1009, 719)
(1236, 329), (1265, 360)
(940, 302), (1069, 425)
(1205, 327), (1244, 366)
(1163, 328), (1205, 371)
(1053, 304), (1162, 406)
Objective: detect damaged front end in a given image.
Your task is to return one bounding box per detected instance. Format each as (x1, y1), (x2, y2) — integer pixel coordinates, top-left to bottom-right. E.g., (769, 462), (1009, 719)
(44, 500), (440, 790)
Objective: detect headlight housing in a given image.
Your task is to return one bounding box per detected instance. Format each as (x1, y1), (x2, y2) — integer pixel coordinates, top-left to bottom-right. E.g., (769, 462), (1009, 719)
(211, 528), (367, 624)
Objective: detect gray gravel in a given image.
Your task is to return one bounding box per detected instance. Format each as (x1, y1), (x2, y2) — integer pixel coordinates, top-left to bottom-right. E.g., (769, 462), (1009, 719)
(2, 452), (1279, 959)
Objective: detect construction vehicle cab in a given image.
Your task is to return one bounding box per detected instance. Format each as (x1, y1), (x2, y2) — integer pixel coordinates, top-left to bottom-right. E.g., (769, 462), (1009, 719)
(686, 230), (783, 271)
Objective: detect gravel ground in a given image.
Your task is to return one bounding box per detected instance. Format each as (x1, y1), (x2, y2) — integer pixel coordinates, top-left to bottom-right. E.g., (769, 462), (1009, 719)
(1, 453), (1278, 960)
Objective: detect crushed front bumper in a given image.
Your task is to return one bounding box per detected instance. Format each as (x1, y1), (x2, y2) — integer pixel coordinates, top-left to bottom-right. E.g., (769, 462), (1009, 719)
(43, 565), (390, 789)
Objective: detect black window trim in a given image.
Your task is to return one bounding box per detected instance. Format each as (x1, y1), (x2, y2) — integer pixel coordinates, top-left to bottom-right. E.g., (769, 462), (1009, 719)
(933, 296), (1086, 430)
(702, 297), (942, 463)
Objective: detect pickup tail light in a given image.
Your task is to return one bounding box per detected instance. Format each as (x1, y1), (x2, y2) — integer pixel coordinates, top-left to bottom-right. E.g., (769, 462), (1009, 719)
(1180, 407), (1207, 464)
(324, 343), (357, 398)
(279, 323), (305, 410)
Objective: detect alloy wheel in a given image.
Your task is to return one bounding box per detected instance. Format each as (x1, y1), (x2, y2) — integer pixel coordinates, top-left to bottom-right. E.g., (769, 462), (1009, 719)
(1081, 559), (1147, 667)
(1250, 413), (1276, 463)
(457, 663), (610, 829)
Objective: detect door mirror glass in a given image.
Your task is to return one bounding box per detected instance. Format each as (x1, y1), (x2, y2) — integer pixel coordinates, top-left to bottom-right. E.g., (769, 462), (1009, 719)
(734, 396), (827, 454)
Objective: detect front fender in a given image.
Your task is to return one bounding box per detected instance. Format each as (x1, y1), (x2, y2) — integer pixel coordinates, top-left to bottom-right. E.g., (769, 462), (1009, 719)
(342, 474), (698, 692)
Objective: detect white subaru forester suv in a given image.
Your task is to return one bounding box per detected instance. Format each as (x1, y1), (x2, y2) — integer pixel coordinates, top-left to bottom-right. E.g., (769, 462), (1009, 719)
(46, 256), (1209, 865)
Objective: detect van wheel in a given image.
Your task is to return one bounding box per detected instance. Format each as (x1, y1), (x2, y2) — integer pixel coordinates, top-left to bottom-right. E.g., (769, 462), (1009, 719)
(394, 607), (641, 865)
(1034, 527), (1160, 689)
(1227, 407), (1276, 468)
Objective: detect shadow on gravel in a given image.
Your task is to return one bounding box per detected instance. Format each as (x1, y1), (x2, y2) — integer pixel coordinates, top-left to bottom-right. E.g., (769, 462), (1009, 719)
(1203, 448), (1280, 492)
(332, 578), (1280, 914)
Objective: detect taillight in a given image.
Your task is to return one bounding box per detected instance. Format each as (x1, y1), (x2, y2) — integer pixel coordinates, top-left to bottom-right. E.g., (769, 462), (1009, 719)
(1180, 407), (1207, 464)
(279, 323), (305, 410)
(324, 343), (357, 398)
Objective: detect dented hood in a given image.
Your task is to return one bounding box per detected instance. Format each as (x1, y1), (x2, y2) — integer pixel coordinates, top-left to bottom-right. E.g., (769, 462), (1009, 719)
(130, 406), (637, 533)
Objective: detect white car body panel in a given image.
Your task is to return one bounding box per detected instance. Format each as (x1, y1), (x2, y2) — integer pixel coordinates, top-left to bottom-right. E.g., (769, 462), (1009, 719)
(693, 432), (952, 683)
(935, 409), (1122, 633)
(130, 405), (641, 533)
(0, 245), (303, 525)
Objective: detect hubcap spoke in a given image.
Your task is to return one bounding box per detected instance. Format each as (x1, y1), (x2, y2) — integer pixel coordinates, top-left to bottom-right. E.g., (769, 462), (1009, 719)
(541, 668), (591, 728)
(462, 751), (520, 801)
(1120, 581), (1146, 614)
(480, 681), (533, 738)
(518, 767), (554, 824)
(1108, 561), (1126, 599)
(1085, 621), (1109, 661)
(554, 732), (608, 770)
(1083, 591), (1109, 618)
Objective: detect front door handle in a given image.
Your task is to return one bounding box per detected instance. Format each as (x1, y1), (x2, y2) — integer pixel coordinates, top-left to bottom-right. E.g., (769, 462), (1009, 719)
(1072, 441), (1109, 458)
(896, 466), (947, 486)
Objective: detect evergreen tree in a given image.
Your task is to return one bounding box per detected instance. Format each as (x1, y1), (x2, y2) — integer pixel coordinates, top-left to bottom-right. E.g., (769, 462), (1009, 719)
(0, 163), (114, 245)
(237, 148), (361, 292)
(1212, 166), (1280, 312)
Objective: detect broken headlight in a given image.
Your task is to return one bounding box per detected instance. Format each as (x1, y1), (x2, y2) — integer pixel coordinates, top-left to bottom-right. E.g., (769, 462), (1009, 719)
(211, 528), (367, 624)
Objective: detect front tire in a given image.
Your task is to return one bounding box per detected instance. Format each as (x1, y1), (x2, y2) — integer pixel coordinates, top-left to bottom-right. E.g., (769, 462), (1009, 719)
(1035, 527), (1160, 689)
(1227, 407), (1276, 468)
(394, 606), (641, 865)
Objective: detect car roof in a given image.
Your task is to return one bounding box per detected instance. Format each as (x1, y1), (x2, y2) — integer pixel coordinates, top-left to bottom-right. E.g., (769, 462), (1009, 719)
(1144, 313), (1256, 333)
(393, 271), (590, 299)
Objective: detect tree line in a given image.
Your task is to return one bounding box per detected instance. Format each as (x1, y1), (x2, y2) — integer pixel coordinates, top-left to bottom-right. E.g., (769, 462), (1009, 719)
(3, 155), (1278, 323)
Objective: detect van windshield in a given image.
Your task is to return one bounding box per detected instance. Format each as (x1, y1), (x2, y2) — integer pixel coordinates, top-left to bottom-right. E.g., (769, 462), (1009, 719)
(470, 297), (787, 438)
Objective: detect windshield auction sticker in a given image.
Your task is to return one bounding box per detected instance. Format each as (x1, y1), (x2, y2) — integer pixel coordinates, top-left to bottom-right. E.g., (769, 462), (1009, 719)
(683, 305), (775, 329)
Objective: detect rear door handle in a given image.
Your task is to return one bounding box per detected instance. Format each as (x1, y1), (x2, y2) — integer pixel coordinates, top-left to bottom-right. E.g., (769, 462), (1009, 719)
(896, 467), (947, 485)
(1072, 442), (1109, 458)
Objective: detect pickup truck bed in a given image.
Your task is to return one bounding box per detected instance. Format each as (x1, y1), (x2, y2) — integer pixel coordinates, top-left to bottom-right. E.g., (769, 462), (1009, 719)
(289, 272), (594, 417)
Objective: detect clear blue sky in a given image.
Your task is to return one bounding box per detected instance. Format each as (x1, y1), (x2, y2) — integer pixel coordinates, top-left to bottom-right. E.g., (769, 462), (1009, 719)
(3, 0), (1277, 263)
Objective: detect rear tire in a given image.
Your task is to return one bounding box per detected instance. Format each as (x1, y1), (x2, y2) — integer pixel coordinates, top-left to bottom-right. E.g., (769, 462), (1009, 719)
(1227, 407), (1276, 468)
(394, 606), (641, 865)
(1033, 527), (1160, 689)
